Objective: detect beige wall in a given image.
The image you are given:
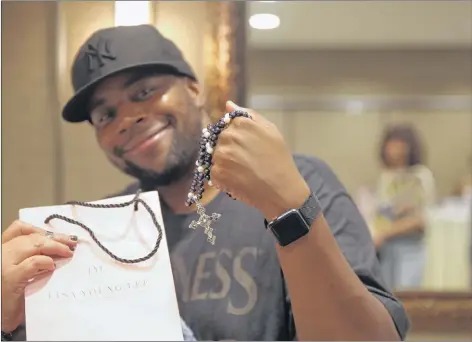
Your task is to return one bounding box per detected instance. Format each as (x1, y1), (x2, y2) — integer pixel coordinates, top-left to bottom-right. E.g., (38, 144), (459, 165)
(248, 49), (472, 95)
(248, 49), (472, 197)
(2, 2), (59, 229)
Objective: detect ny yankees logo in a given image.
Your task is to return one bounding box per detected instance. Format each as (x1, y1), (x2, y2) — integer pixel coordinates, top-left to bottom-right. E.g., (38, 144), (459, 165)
(189, 203), (221, 245)
(85, 38), (116, 72)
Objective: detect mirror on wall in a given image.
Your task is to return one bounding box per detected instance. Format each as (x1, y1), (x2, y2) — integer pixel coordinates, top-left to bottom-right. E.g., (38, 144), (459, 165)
(246, 0), (472, 294)
(245, 1), (471, 339)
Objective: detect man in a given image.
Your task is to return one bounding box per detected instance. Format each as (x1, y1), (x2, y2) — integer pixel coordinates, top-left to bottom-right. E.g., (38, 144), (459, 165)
(1, 25), (409, 341)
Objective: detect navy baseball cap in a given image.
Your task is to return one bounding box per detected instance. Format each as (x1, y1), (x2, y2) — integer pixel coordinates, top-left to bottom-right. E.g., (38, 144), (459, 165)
(62, 24), (197, 123)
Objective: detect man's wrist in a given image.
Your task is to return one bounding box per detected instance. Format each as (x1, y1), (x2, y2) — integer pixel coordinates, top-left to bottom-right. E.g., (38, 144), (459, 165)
(263, 180), (311, 221)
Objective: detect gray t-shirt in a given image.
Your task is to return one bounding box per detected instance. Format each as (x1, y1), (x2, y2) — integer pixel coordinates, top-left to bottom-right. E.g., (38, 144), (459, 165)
(118, 154), (409, 340)
(11, 154), (409, 341)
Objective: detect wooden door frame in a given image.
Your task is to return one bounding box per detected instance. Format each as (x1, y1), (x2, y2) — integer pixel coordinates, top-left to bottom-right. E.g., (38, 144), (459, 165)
(395, 291), (472, 336)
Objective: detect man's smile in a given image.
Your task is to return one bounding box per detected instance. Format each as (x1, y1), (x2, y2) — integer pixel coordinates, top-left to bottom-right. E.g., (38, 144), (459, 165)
(122, 122), (172, 156)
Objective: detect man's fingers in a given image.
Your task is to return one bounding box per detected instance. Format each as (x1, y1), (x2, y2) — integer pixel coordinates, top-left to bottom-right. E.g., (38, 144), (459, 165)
(226, 101), (265, 122)
(14, 255), (55, 283)
(226, 100), (255, 117)
(2, 220), (45, 244)
(8, 234), (74, 265)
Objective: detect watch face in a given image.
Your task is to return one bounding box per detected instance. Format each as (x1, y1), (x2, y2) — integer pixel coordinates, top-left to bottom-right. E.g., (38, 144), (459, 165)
(269, 209), (310, 247)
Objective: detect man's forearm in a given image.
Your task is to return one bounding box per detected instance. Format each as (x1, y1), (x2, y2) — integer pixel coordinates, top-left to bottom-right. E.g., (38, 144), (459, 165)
(275, 214), (400, 341)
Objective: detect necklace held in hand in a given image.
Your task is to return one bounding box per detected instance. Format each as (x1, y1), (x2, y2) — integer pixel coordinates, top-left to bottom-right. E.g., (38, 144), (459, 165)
(186, 110), (251, 245)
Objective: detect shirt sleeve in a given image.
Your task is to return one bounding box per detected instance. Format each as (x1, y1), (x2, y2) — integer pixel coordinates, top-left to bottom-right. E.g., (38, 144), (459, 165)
(284, 155), (410, 340)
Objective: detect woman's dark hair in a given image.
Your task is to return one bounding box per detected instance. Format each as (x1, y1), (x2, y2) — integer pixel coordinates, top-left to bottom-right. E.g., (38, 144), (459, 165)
(379, 123), (424, 167)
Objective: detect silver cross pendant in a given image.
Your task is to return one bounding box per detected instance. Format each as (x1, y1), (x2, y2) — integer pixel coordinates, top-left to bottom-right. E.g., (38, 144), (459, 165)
(189, 202), (221, 245)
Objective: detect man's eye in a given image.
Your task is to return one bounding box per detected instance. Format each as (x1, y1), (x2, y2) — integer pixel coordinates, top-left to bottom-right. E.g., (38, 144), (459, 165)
(134, 87), (156, 101)
(91, 109), (115, 127)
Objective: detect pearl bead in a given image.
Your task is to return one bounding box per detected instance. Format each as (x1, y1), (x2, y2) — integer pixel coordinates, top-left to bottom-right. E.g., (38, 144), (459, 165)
(223, 114), (231, 124)
(202, 128), (208, 134)
(208, 180), (213, 186)
(196, 160), (201, 166)
(188, 192), (194, 199)
(203, 131), (210, 138)
(207, 146), (214, 154)
(197, 166), (204, 173)
(206, 142), (211, 150)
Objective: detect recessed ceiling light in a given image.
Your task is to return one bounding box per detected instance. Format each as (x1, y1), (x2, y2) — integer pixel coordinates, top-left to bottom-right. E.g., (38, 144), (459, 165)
(249, 13), (280, 30)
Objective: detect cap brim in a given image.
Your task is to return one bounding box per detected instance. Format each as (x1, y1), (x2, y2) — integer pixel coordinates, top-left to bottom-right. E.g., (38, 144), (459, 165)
(62, 62), (194, 123)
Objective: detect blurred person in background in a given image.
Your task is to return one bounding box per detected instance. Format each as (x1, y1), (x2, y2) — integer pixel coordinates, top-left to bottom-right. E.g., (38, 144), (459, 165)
(372, 124), (435, 290)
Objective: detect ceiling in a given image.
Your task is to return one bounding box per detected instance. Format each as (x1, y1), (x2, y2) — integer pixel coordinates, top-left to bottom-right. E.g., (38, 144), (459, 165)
(247, 1), (472, 49)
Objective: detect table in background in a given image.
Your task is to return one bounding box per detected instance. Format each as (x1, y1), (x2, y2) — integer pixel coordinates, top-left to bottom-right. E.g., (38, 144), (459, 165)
(423, 199), (471, 290)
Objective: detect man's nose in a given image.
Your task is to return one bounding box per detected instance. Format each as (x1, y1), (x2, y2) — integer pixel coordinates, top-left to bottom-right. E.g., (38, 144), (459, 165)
(118, 115), (146, 135)
(116, 104), (148, 135)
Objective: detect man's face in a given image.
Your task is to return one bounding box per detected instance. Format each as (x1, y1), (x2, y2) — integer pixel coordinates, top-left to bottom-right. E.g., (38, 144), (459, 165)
(89, 69), (205, 187)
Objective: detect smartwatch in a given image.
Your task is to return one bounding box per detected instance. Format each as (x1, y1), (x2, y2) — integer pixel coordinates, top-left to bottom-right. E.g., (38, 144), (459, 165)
(264, 192), (322, 247)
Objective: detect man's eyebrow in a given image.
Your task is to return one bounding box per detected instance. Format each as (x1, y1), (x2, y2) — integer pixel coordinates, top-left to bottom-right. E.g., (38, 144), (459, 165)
(88, 73), (146, 112)
(89, 98), (105, 113)
(123, 72), (149, 88)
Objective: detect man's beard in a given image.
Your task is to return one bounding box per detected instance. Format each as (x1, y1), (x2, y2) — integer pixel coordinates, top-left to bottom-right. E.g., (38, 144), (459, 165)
(121, 120), (202, 190)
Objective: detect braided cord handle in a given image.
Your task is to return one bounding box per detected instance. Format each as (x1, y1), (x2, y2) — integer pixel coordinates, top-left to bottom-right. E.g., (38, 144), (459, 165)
(44, 190), (163, 264)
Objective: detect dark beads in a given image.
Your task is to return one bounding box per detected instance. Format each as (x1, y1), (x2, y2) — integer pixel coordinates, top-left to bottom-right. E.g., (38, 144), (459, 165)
(186, 110), (250, 206)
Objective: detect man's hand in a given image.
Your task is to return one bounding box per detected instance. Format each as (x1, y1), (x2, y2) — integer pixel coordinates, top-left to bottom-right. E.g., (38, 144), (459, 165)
(1, 220), (78, 333)
(210, 101), (310, 220)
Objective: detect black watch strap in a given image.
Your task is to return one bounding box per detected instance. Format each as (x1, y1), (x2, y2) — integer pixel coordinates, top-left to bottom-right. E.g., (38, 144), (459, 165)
(264, 192), (322, 228)
(264, 192), (323, 246)
(299, 192), (322, 227)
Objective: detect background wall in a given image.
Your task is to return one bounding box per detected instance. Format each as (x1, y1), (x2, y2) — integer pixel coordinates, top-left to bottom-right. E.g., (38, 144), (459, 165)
(248, 49), (471, 95)
(2, 2), (59, 228)
(247, 49), (472, 197)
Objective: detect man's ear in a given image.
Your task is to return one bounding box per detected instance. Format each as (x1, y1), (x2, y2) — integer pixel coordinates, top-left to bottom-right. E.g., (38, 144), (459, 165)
(185, 78), (206, 110)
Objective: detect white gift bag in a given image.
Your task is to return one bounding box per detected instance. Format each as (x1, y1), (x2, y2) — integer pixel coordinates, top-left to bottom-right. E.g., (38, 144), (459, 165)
(20, 191), (183, 341)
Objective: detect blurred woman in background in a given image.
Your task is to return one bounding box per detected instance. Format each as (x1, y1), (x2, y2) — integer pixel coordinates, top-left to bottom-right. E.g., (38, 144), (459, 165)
(373, 123), (435, 290)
